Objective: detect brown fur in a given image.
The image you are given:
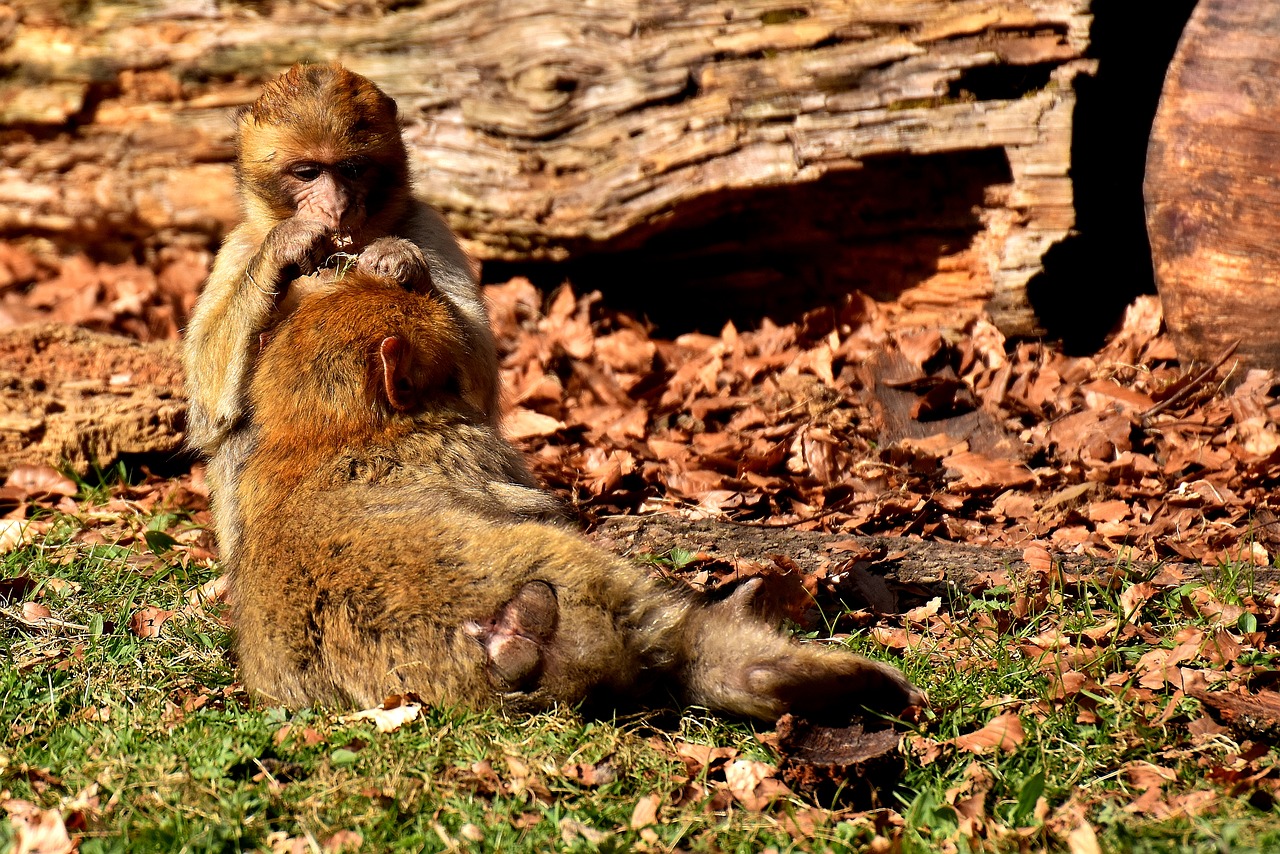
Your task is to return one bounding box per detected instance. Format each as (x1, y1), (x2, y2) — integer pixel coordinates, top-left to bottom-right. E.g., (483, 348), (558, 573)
(183, 62), (501, 560)
(232, 273), (925, 720)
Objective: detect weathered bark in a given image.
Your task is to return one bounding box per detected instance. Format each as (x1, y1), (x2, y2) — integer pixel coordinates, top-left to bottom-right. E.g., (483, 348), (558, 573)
(0, 0), (1091, 334)
(0, 324), (186, 474)
(1146, 0), (1280, 369)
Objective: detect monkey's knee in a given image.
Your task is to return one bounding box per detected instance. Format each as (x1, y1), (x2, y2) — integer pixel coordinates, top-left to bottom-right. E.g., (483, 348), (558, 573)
(464, 580), (559, 691)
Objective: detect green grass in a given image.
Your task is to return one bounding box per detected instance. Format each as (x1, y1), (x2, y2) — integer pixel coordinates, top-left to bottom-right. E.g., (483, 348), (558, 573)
(3, 503), (1280, 851)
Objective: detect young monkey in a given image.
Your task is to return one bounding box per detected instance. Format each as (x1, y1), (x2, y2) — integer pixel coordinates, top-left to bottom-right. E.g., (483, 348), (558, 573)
(232, 272), (925, 721)
(183, 62), (503, 560)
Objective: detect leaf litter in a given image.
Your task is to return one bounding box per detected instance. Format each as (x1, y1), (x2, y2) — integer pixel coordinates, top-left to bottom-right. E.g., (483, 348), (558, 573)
(3, 250), (1280, 847)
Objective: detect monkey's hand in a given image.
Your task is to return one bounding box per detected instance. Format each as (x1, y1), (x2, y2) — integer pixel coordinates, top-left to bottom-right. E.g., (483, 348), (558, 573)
(356, 237), (434, 292)
(251, 217), (333, 295)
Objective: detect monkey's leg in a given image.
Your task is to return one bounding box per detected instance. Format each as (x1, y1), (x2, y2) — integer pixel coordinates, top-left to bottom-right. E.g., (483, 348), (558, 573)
(678, 579), (925, 722)
(463, 580), (559, 690)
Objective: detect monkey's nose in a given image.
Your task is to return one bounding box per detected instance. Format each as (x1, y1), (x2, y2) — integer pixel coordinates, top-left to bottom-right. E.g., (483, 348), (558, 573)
(313, 196), (349, 232)
(297, 175), (352, 232)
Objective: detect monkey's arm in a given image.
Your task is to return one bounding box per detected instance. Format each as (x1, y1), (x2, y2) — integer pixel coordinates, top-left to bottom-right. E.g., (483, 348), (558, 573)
(184, 219), (329, 453)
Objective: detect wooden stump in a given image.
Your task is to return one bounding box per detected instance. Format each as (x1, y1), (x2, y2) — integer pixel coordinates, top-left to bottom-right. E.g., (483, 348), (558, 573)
(1145, 0), (1280, 368)
(0, 0), (1093, 335)
(0, 325), (186, 474)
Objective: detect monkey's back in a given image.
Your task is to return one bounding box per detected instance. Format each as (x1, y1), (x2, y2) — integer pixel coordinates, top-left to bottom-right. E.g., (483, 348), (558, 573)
(232, 481), (683, 711)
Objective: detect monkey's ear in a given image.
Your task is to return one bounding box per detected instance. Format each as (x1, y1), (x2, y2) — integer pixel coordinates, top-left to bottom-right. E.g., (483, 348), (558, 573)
(378, 335), (414, 411)
(258, 331), (274, 354)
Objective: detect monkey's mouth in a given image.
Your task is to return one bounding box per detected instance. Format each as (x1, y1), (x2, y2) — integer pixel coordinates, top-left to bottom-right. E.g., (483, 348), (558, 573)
(330, 232), (356, 251)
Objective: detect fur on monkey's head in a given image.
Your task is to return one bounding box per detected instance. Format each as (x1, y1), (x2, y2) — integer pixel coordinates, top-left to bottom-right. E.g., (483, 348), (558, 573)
(252, 271), (464, 443)
(236, 63), (412, 226)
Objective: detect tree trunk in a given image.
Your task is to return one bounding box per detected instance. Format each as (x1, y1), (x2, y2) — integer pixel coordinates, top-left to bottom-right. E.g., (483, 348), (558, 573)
(1145, 0), (1280, 369)
(0, 0), (1090, 335)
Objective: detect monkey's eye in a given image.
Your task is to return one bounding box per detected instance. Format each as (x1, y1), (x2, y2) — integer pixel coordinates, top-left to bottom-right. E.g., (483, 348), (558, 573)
(289, 163), (322, 182)
(337, 159), (369, 181)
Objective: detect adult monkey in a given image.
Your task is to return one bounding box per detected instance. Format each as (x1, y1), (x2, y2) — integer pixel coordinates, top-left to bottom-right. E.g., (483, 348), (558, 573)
(233, 271), (925, 720)
(183, 63), (501, 558)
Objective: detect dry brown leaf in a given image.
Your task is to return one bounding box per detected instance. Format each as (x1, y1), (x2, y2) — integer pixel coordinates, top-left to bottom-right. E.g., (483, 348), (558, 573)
(674, 741), (737, 776)
(0, 576), (37, 602)
(340, 696), (423, 733)
(1082, 379), (1154, 412)
(908, 735), (942, 766)
(21, 601), (52, 623)
(943, 451), (1035, 491)
(1066, 821), (1102, 854)
(724, 758), (790, 811)
(267, 832), (312, 854)
(40, 579), (80, 599)
(1202, 629), (1242, 666)
(0, 520), (34, 555)
(5, 465), (77, 500)
(185, 574), (229, 608)
(129, 605), (176, 639)
(947, 761), (994, 836)
(561, 759), (618, 788)
(896, 329), (944, 369)
(1123, 761), (1176, 791)
(1119, 582), (1157, 620)
(543, 286), (595, 360)
(322, 830), (363, 853)
(560, 818), (609, 845)
(629, 792), (661, 829)
(503, 755), (551, 802)
(505, 408), (566, 440)
(952, 713), (1025, 754)
(870, 626), (925, 651)
(1186, 715), (1228, 738)
(2, 798), (75, 854)
(594, 328), (656, 373)
(1022, 544), (1053, 574)
(904, 596), (942, 623)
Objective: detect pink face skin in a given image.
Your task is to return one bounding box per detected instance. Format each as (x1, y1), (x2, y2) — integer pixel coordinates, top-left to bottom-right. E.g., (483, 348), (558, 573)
(286, 159), (372, 244)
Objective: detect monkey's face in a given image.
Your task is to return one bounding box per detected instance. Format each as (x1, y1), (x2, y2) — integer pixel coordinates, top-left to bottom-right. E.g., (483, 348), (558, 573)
(238, 63), (412, 247)
(278, 158), (372, 243)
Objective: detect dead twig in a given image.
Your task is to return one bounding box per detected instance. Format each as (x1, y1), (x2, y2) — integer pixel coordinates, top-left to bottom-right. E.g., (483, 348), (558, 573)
(1138, 339), (1240, 426)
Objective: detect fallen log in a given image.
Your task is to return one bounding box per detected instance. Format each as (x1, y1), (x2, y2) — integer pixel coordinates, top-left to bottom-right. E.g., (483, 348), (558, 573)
(590, 515), (1276, 589)
(0, 0), (1092, 334)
